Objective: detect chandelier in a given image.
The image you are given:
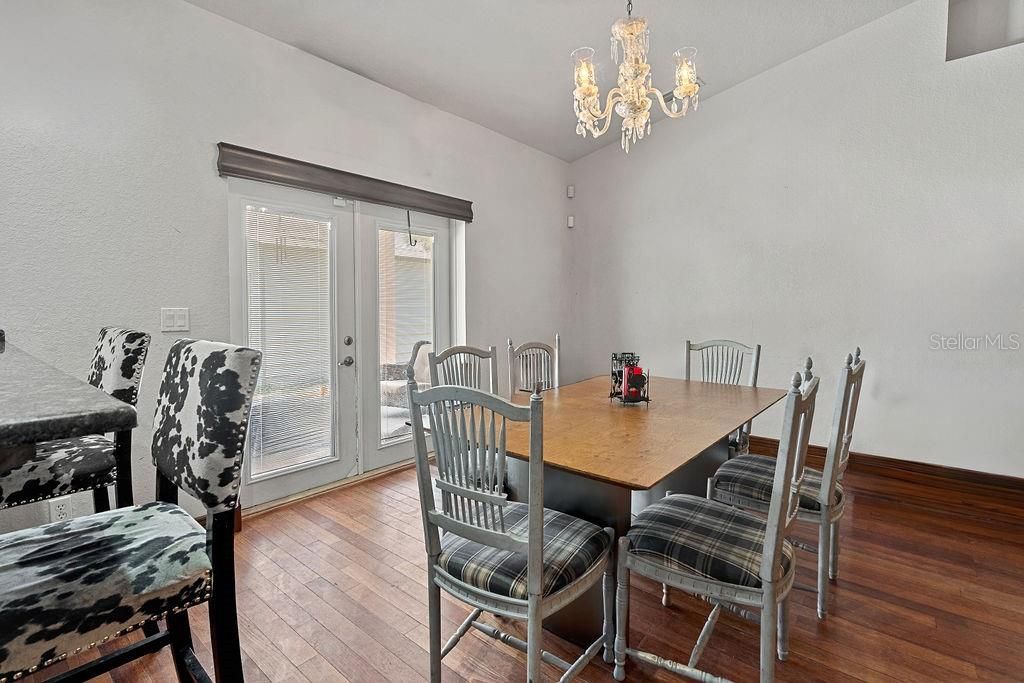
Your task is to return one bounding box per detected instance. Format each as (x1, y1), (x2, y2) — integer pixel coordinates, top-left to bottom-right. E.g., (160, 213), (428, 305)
(572, 0), (700, 152)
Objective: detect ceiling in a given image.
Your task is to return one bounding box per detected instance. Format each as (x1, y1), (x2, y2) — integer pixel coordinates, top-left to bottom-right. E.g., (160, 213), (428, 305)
(185, 0), (914, 161)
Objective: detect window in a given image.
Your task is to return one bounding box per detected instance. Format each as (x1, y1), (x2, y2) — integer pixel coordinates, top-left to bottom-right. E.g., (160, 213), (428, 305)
(244, 204), (334, 477)
(377, 228), (435, 444)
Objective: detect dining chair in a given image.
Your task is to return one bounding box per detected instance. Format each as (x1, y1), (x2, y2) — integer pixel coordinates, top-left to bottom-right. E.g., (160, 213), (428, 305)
(708, 349), (865, 618)
(407, 372), (614, 682)
(614, 368), (818, 683)
(428, 344), (499, 394)
(0, 326), (151, 512)
(506, 334), (560, 399)
(685, 338), (762, 457)
(0, 338), (261, 682)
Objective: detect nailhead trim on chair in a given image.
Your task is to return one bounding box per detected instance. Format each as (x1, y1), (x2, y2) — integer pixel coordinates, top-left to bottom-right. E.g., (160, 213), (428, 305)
(0, 470), (118, 510)
(0, 571), (212, 682)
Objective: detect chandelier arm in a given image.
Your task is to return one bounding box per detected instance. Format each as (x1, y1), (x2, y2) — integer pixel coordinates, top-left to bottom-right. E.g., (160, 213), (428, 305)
(649, 88), (686, 119)
(591, 88), (623, 121)
(579, 88), (624, 138)
(588, 90), (624, 138)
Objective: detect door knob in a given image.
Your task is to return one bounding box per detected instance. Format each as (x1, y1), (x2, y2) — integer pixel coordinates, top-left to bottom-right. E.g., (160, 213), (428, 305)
(343, 335), (354, 346)
(341, 356), (354, 367)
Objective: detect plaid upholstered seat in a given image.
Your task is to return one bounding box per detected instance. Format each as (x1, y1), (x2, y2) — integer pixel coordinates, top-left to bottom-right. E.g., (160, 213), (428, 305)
(713, 454), (843, 512)
(627, 494), (793, 588)
(438, 502), (611, 600)
(0, 435), (116, 509)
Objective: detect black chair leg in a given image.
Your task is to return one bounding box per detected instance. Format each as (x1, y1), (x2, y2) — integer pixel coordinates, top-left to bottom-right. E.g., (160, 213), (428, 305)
(113, 429), (134, 507)
(209, 511), (244, 682)
(167, 610), (197, 683)
(92, 486), (111, 513)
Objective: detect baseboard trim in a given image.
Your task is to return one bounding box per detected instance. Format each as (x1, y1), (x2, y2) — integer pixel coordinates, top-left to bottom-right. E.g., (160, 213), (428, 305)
(239, 458), (419, 522)
(748, 435), (1024, 494)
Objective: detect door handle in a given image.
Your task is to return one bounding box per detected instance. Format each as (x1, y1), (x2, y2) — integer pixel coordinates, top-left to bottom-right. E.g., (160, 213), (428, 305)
(341, 356), (354, 367)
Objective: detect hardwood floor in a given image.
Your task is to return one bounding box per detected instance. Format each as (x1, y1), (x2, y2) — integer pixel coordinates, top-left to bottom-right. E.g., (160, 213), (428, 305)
(27, 463), (1024, 682)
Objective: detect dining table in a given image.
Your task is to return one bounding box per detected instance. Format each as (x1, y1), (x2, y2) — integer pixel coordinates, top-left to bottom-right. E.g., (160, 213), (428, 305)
(504, 375), (787, 646)
(0, 333), (138, 507)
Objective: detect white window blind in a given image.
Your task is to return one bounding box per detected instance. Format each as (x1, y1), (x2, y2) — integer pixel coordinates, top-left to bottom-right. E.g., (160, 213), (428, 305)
(377, 229), (434, 444)
(245, 205), (333, 476)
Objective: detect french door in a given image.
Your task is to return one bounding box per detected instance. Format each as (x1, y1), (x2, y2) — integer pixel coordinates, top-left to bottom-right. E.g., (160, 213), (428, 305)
(356, 201), (450, 472)
(229, 180), (450, 507)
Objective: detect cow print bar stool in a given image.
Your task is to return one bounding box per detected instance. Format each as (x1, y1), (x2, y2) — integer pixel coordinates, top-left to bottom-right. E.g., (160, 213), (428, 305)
(0, 326), (151, 512)
(0, 338), (261, 682)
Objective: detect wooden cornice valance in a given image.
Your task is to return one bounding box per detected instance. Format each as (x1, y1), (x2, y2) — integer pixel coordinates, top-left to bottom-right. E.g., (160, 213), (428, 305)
(217, 143), (473, 222)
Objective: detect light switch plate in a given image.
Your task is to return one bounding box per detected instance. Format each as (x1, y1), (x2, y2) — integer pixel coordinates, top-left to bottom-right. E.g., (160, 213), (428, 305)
(161, 307), (190, 332)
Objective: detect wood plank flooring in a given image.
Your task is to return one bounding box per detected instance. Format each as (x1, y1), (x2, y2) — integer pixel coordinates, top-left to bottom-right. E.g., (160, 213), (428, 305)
(26, 463), (1024, 682)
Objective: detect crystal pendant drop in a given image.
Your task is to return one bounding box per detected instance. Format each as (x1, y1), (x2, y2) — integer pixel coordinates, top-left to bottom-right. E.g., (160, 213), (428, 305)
(671, 100), (678, 114)
(576, 122), (584, 136)
(693, 93), (699, 111)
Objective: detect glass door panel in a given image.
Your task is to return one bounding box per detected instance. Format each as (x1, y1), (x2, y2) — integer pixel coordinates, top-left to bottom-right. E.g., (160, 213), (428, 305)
(357, 202), (450, 472)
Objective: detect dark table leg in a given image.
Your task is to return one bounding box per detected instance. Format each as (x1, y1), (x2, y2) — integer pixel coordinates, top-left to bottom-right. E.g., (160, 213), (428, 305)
(630, 436), (730, 516)
(113, 430), (134, 507)
(507, 460), (632, 647)
(505, 437), (731, 648)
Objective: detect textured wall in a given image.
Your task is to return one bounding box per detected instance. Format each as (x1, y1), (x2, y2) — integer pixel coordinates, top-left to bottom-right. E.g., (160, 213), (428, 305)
(0, 0), (571, 529)
(568, 0), (1024, 477)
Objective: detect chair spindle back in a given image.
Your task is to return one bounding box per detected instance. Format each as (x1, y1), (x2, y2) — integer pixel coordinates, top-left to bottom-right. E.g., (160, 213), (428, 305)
(820, 348), (866, 502)
(761, 365), (819, 582)
(408, 373), (544, 558)
(428, 345), (499, 394)
(684, 339), (761, 387)
(506, 335), (559, 399)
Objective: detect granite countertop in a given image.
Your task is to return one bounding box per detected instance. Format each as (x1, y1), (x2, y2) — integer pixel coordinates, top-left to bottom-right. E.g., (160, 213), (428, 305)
(0, 341), (137, 447)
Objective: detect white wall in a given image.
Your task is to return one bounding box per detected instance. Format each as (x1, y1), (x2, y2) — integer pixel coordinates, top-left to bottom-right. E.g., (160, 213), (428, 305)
(569, 0), (1024, 478)
(0, 0), (570, 529)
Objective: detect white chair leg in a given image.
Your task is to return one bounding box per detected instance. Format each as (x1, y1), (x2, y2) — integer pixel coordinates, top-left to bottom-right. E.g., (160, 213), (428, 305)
(526, 595), (543, 683)
(613, 538), (631, 682)
(777, 595), (790, 661)
(760, 582), (777, 683)
(829, 520), (840, 580)
(817, 510), (831, 619)
(662, 583), (671, 607)
(427, 563), (442, 682)
(603, 565), (615, 664)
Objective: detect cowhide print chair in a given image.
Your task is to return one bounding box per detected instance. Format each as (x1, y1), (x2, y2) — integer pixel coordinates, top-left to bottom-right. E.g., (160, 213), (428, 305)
(506, 334), (560, 399)
(408, 374), (614, 682)
(0, 339), (261, 682)
(613, 368), (818, 683)
(0, 326), (151, 513)
(709, 350), (865, 619)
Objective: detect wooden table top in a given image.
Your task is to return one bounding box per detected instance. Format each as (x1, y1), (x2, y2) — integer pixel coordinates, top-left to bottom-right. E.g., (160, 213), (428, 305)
(506, 376), (787, 490)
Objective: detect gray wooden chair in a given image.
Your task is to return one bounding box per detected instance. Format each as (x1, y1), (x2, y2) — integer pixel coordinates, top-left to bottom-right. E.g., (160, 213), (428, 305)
(685, 339), (762, 457)
(428, 344), (499, 394)
(407, 373), (614, 682)
(708, 349), (865, 619)
(507, 334), (560, 399)
(614, 368), (818, 683)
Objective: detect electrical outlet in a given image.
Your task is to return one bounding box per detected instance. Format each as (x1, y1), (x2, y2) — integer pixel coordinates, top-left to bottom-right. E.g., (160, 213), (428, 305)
(160, 307), (190, 332)
(48, 497), (72, 522)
